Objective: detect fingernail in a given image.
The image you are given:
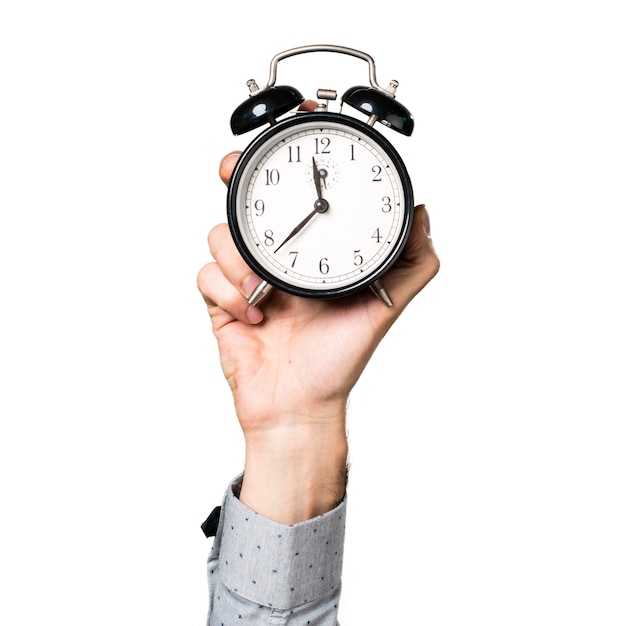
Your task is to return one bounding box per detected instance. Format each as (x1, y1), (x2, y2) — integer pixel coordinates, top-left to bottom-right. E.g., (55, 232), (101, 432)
(243, 275), (264, 323)
(298, 100), (318, 111)
(243, 274), (262, 298)
(221, 151), (240, 168)
(246, 305), (264, 324)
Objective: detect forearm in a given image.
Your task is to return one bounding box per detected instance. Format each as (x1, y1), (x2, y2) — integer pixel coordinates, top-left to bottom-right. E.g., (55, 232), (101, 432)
(240, 417), (349, 525)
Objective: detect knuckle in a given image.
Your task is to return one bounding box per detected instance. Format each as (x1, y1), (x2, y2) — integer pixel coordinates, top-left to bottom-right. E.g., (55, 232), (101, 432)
(207, 222), (229, 255)
(426, 250), (441, 277)
(196, 262), (215, 294)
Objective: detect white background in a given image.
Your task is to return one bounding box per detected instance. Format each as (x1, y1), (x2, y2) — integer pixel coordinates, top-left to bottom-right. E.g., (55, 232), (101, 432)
(1, 1), (624, 625)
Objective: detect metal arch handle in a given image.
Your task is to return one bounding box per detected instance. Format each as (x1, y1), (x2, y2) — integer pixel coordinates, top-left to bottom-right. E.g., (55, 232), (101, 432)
(265, 44), (384, 92)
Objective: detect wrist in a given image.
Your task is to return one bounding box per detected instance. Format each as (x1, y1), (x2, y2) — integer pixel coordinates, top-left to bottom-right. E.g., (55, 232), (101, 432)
(239, 418), (348, 525)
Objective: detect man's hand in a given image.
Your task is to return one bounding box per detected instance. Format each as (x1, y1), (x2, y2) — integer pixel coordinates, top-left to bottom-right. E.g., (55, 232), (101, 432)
(197, 149), (439, 523)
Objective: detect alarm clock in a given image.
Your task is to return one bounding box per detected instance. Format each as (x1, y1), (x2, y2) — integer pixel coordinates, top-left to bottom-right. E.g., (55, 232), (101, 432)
(226, 45), (415, 306)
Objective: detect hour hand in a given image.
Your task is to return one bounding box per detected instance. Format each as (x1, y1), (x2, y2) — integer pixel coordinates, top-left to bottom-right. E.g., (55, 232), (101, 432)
(312, 156), (324, 199)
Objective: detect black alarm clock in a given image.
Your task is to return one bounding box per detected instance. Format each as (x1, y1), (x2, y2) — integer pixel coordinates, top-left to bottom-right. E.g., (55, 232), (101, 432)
(226, 45), (415, 306)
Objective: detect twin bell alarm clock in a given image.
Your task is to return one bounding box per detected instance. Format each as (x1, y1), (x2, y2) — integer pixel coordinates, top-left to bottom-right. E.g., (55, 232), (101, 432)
(226, 44), (415, 307)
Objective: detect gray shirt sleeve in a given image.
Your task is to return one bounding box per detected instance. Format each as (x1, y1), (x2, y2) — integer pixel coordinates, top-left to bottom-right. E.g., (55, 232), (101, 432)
(206, 475), (346, 625)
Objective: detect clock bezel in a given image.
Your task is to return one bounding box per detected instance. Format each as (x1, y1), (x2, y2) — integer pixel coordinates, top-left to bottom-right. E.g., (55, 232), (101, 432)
(227, 111), (414, 300)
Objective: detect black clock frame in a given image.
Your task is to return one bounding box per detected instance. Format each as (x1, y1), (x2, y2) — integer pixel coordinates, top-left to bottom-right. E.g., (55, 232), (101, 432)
(227, 111), (414, 300)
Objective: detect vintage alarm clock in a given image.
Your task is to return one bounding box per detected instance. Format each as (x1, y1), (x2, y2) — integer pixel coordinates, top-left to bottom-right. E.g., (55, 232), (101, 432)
(226, 44), (415, 306)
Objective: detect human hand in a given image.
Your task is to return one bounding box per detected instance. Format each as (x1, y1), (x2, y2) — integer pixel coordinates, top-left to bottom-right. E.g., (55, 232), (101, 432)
(202, 150), (439, 427)
(198, 141), (439, 522)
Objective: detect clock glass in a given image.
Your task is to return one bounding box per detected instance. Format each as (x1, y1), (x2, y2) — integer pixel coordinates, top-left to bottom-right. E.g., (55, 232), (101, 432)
(228, 112), (413, 298)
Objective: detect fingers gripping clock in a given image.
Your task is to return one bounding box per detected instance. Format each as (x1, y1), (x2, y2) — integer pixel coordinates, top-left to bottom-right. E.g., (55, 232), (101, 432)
(226, 45), (415, 306)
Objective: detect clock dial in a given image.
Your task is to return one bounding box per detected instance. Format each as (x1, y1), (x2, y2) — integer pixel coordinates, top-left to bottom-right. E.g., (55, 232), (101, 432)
(228, 113), (413, 298)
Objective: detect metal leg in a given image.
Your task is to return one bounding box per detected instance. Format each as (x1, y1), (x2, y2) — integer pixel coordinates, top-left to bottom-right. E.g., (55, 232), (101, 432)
(369, 279), (393, 307)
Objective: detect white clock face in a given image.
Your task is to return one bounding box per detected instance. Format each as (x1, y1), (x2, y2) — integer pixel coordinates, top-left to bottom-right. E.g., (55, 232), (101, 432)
(229, 114), (412, 297)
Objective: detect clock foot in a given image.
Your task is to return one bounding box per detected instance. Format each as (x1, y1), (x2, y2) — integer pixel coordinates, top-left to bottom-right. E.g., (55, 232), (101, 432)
(370, 280), (393, 307)
(247, 280), (273, 306)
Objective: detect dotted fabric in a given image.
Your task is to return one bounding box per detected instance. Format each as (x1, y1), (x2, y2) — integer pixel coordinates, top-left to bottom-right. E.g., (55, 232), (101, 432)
(207, 476), (346, 623)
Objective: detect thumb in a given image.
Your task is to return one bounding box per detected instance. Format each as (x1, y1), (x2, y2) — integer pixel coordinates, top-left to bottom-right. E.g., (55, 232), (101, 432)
(379, 204), (440, 310)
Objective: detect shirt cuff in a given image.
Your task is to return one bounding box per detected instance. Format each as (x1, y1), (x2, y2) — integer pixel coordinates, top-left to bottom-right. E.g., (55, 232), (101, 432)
(217, 476), (346, 610)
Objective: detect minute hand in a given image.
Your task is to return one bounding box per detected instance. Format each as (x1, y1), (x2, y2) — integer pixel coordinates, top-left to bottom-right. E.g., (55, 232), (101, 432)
(274, 198), (328, 253)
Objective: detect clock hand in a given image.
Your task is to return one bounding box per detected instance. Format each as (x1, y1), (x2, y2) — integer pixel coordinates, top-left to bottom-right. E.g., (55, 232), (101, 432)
(249, 162), (327, 303)
(274, 197), (329, 253)
(274, 157), (330, 254)
(312, 156), (324, 199)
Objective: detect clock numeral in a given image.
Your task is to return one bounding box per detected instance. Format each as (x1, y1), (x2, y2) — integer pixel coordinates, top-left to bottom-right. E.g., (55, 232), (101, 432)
(371, 165), (382, 182)
(287, 146), (301, 163)
(314, 137), (331, 154)
(319, 257), (330, 275)
(381, 196), (392, 213)
(289, 251), (298, 267)
(353, 250), (364, 266)
(264, 230), (275, 246)
(265, 169), (280, 185)
(350, 144), (356, 161)
(254, 199), (265, 216)
(371, 228), (382, 243)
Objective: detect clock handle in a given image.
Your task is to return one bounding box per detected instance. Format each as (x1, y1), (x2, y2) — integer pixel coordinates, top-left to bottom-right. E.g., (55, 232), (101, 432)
(265, 45), (384, 92)
(264, 45), (414, 136)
